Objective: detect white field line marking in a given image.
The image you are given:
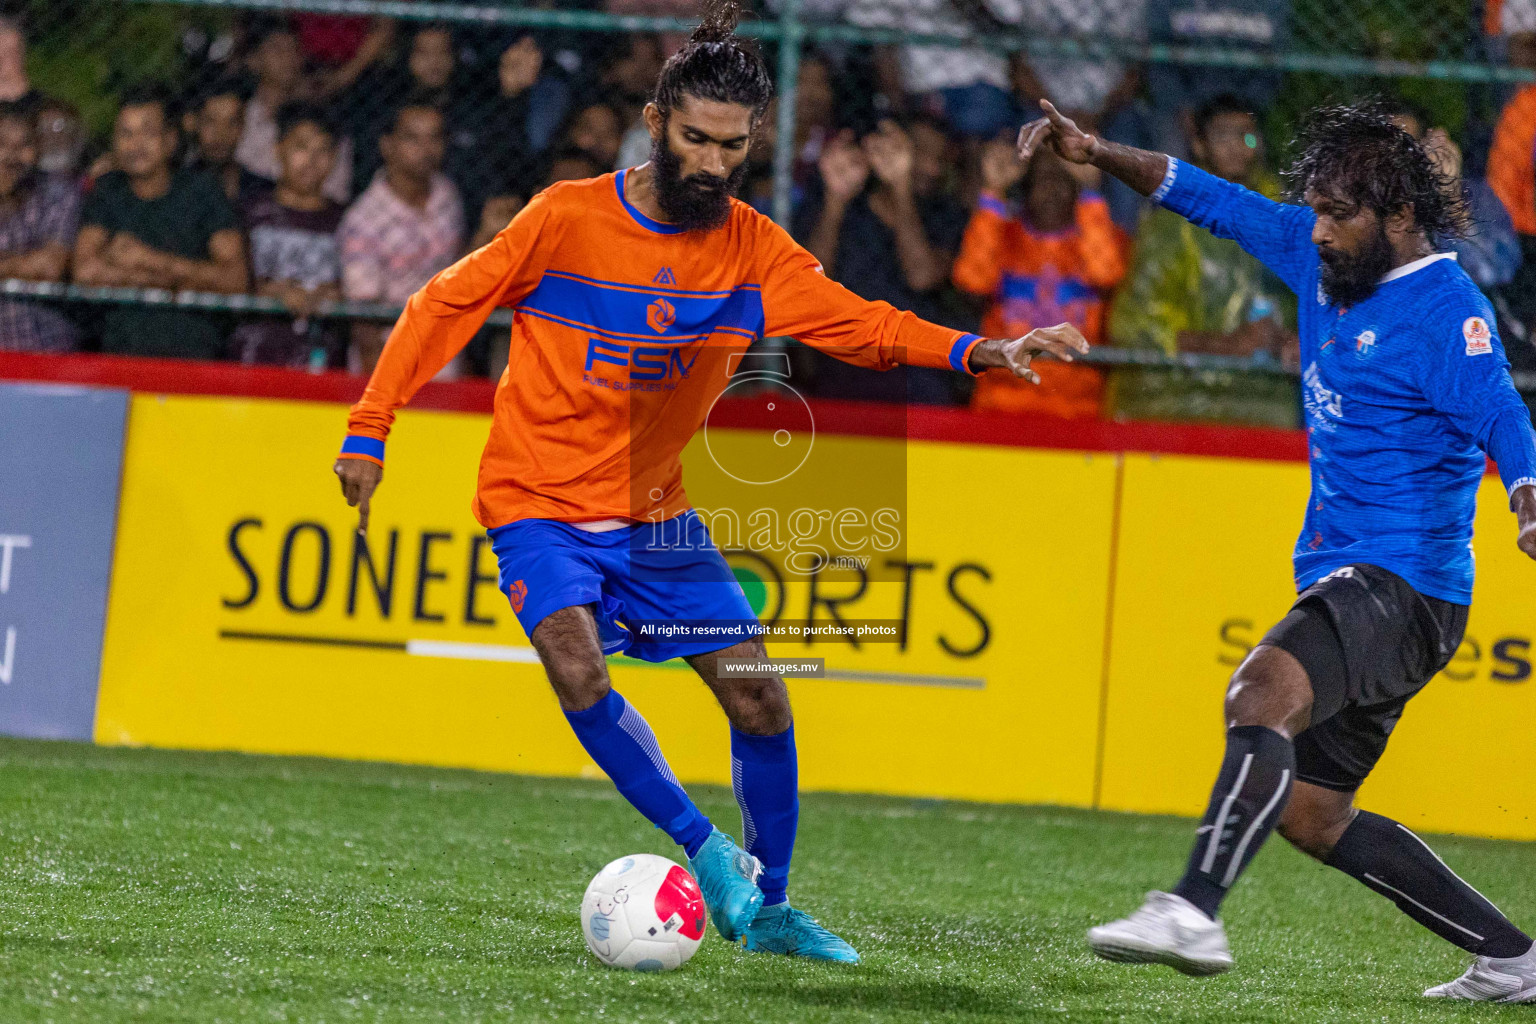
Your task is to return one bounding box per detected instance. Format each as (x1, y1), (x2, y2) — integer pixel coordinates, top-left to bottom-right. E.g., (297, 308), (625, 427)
(405, 640), (542, 664)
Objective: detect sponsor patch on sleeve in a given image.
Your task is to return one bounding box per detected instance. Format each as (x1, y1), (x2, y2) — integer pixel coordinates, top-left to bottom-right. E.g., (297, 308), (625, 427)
(1463, 316), (1493, 356)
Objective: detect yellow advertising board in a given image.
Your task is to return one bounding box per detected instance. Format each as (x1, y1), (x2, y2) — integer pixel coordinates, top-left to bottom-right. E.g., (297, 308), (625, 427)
(95, 394), (1536, 837)
(96, 394), (1116, 807)
(1097, 453), (1536, 839)
(1096, 454), (1309, 818)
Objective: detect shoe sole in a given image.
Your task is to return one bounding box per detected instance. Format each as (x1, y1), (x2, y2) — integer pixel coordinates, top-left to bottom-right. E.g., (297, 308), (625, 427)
(1088, 936), (1233, 977)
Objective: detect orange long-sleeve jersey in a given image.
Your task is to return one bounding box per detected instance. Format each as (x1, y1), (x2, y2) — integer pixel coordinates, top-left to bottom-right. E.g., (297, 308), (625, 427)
(952, 191), (1126, 418)
(338, 170), (982, 528)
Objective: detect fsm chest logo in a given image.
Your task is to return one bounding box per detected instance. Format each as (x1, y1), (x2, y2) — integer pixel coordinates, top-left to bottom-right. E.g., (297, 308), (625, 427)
(647, 297), (676, 333)
(584, 337), (698, 391)
(1353, 329), (1376, 355)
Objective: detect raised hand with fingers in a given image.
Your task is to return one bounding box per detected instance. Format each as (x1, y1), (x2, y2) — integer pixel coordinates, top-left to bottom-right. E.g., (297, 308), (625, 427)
(1017, 99), (1099, 168)
(979, 137), (1027, 196)
(966, 322), (1091, 385)
(862, 119), (915, 192)
(818, 130), (870, 205)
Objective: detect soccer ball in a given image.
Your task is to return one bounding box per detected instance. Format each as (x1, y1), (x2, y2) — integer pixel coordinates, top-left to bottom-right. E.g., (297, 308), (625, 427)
(581, 854), (707, 971)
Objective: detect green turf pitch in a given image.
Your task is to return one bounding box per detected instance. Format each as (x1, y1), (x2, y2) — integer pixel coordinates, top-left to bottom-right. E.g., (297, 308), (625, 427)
(2, 739), (1534, 1023)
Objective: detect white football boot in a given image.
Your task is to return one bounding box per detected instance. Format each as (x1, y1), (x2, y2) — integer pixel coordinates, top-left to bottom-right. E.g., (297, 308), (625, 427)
(1424, 945), (1536, 1002)
(1087, 891), (1235, 977)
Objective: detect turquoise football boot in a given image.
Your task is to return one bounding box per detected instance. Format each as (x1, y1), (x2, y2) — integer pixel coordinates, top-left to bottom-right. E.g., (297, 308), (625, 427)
(742, 902), (860, 963)
(687, 828), (764, 942)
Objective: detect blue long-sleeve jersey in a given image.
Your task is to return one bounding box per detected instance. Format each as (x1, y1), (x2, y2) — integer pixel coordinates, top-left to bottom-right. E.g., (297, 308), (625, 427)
(1154, 158), (1536, 603)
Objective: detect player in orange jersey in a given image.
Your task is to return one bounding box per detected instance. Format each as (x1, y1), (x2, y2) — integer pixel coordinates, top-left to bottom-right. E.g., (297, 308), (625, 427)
(334, 0), (1086, 962)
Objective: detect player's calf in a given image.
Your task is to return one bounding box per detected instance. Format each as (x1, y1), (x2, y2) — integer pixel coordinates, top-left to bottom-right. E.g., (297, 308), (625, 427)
(1274, 780), (1356, 862)
(689, 641), (799, 910)
(1167, 646), (1310, 921)
(1324, 809), (1533, 963)
(538, 604), (716, 862)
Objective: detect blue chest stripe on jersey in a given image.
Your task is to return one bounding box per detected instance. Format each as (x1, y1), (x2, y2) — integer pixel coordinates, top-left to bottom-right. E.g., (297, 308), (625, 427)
(521, 272), (767, 341)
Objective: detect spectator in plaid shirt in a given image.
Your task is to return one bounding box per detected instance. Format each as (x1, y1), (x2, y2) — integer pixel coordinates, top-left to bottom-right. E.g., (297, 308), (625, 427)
(0, 100), (79, 351)
(339, 101), (463, 373)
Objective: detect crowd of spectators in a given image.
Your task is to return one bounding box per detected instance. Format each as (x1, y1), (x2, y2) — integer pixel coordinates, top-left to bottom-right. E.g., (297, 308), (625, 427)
(0, 5), (1534, 428)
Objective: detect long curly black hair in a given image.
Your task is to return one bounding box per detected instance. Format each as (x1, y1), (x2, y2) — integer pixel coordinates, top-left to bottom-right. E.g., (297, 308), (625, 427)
(1284, 100), (1469, 243)
(653, 0), (773, 125)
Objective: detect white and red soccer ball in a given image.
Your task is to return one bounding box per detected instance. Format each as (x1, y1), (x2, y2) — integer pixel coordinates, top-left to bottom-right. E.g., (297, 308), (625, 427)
(581, 854), (707, 971)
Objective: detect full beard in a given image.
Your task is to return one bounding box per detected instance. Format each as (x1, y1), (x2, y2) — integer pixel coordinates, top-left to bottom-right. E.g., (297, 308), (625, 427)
(650, 131), (745, 233)
(1318, 225), (1394, 308)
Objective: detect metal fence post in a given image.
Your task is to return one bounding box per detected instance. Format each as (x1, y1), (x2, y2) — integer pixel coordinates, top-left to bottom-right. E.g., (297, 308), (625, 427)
(771, 0), (803, 227)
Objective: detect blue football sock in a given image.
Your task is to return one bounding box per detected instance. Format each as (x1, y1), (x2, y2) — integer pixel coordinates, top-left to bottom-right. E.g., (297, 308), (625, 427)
(564, 690), (713, 857)
(731, 725), (799, 907)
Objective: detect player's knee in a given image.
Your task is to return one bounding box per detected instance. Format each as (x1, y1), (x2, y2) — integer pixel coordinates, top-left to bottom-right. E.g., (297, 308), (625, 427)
(542, 654), (611, 712)
(722, 675), (792, 735)
(1224, 647), (1313, 736)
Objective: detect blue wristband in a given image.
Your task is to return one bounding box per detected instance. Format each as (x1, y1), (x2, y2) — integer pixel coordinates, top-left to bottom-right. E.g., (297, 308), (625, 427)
(339, 435), (385, 462)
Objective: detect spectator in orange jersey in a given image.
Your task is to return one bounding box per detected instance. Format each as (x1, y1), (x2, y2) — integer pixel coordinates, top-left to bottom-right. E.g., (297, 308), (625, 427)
(1488, 78), (1536, 343)
(1489, 85), (1536, 243)
(953, 142), (1126, 417)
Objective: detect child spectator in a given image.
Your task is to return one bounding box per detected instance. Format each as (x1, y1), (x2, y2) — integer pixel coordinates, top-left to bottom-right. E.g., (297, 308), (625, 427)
(0, 101), (80, 352)
(230, 103), (343, 368)
(953, 145), (1126, 418)
(74, 87), (247, 360)
(339, 102), (463, 373)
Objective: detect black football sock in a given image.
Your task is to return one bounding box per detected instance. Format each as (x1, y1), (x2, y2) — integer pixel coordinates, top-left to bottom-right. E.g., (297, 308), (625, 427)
(1326, 810), (1533, 958)
(1172, 725), (1296, 920)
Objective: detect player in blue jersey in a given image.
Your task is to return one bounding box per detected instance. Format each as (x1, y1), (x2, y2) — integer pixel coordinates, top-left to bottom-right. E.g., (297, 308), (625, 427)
(1017, 100), (1536, 1000)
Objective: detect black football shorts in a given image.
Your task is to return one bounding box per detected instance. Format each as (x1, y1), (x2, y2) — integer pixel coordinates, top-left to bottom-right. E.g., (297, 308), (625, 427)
(1259, 563), (1469, 793)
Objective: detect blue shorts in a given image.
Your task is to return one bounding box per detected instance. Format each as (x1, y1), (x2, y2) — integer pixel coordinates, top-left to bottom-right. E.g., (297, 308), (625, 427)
(487, 510), (764, 663)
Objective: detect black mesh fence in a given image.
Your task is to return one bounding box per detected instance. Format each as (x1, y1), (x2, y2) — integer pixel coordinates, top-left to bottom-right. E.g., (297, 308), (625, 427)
(0, 0), (1533, 412)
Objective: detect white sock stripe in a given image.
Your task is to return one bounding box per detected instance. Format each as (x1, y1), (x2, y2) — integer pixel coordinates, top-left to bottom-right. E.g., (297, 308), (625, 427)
(1221, 769), (1290, 887)
(732, 757), (757, 850)
(1364, 872), (1487, 943)
(616, 700), (681, 788)
(1201, 753), (1254, 874)
(1394, 823), (1507, 917)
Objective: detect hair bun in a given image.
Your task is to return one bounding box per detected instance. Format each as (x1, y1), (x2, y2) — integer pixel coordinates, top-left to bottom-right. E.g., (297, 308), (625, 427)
(691, 0), (741, 43)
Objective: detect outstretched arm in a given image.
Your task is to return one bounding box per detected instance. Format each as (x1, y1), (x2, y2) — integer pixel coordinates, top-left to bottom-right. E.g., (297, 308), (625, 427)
(1018, 100), (1317, 295)
(1016, 104), (1170, 198)
(333, 191), (560, 531)
(759, 217), (1086, 385)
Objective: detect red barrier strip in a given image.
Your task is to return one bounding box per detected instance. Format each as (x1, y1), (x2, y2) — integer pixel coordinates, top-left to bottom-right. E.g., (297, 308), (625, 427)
(0, 350), (1315, 461)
